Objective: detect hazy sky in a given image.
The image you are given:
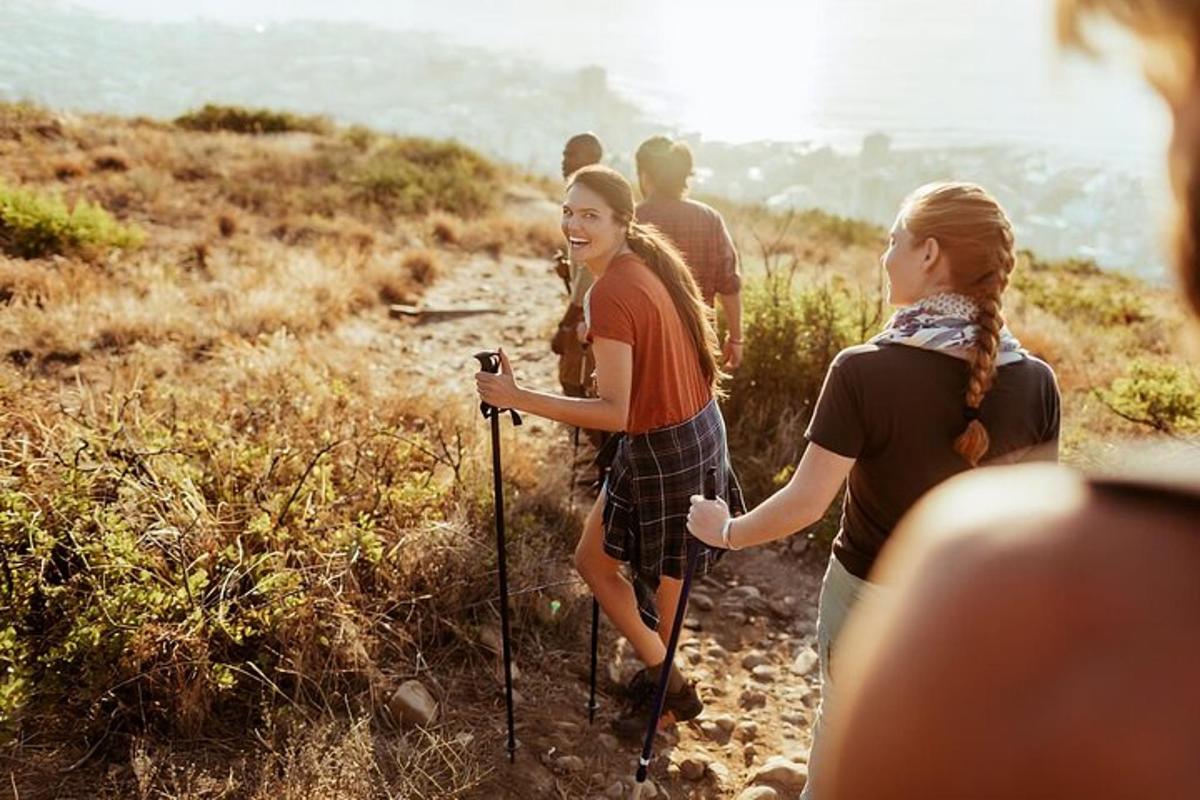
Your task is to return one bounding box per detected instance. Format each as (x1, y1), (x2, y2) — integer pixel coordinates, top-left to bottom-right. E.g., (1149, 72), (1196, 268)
(66, 0), (1168, 164)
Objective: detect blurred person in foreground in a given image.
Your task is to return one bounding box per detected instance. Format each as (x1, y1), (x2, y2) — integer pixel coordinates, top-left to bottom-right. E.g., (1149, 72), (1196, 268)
(820, 3), (1200, 798)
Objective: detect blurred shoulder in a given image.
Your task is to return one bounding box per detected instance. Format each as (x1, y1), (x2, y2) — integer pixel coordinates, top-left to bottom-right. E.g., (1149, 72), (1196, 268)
(881, 463), (1199, 597)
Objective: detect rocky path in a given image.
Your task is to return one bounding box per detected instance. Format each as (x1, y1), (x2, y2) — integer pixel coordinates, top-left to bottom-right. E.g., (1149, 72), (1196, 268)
(390, 230), (827, 800)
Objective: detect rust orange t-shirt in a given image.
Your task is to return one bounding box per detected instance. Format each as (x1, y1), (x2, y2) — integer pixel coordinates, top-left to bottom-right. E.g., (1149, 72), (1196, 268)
(586, 252), (711, 435)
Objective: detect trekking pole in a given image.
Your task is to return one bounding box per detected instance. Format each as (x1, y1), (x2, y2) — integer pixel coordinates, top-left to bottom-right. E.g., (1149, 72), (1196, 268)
(474, 351), (523, 763)
(632, 466), (718, 797)
(576, 339), (603, 725)
(587, 596), (601, 723)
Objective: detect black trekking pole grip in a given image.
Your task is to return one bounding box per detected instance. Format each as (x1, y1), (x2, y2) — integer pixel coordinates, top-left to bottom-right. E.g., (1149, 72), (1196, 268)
(703, 465), (718, 502)
(474, 351), (522, 426)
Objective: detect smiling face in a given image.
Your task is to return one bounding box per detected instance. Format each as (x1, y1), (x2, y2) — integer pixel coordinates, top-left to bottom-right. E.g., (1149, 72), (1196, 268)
(881, 212), (938, 306)
(561, 182), (627, 268)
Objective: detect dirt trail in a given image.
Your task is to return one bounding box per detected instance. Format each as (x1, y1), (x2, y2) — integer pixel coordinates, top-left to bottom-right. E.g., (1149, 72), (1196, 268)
(390, 210), (826, 800)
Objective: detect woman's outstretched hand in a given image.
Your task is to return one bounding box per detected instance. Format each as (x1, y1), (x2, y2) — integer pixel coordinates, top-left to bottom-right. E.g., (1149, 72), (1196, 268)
(687, 495), (731, 548)
(475, 348), (523, 410)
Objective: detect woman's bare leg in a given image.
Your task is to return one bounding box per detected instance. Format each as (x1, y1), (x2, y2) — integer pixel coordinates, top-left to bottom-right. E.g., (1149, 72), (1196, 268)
(574, 490), (668, 668)
(655, 574), (684, 649)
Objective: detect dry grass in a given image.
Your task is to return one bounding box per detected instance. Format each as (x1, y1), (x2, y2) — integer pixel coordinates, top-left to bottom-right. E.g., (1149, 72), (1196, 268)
(0, 100), (1193, 800)
(460, 214), (563, 260)
(0, 108), (588, 800)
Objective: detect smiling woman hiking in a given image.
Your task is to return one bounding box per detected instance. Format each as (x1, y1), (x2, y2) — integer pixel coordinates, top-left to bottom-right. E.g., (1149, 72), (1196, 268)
(687, 181), (1061, 798)
(475, 164), (742, 738)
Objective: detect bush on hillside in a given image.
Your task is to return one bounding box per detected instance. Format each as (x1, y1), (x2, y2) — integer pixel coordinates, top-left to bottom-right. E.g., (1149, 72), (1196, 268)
(0, 182), (144, 259)
(350, 138), (498, 217)
(1100, 359), (1200, 434)
(175, 104), (332, 135)
(1013, 251), (1148, 325)
(722, 273), (883, 520)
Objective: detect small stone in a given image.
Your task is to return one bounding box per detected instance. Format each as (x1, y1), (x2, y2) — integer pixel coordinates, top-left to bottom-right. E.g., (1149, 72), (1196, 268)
(707, 644), (730, 661)
(598, 733), (619, 751)
(713, 715), (737, 734)
(683, 616), (702, 631)
(679, 755), (708, 781)
(750, 757), (809, 790)
(784, 748), (812, 764)
(792, 647), (819, 676)
(727, 585), (763, 602)
(554, 754), (585, 773)
(605, 781), (625, 799)
(700, 720), (723, 740)
(739, 689), (767, 710)
(389, 680), (438, 727)
(781, 711), (807, 727)
(553, 720), (581, 735)
(741, 651), (769, 670)
(737, 787), (780, 800)
(769, 596), (798, 620)
(751, 665), (777, 683)
(736, 721), (759, 742)
(690, 592), (715, 612)
(708, 760), (733, 789)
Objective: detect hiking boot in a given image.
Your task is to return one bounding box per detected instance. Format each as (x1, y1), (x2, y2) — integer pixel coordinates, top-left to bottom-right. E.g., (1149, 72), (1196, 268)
(611, 676), (703, 742)
(623, 666), (652, 699)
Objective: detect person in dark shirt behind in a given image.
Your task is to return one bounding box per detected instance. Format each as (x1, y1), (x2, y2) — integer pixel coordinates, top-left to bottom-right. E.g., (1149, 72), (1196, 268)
(687, 181), (1060, 799)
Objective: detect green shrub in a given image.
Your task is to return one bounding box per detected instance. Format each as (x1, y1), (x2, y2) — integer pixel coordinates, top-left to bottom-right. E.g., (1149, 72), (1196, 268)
(0, 182), (144, 258)
(1013, 251), (1148, 325)
(175, 104), (332, 135)
(723, 274), (881, 504)
(1100, 359), (1200, 434)
(350, 138), (498, 217)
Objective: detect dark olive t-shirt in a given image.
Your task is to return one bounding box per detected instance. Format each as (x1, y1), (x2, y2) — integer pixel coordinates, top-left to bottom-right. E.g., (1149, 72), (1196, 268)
(806, 343), (1061, 579)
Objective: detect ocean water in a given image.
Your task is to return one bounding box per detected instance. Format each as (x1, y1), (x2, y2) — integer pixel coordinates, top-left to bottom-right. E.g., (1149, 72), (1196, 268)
(74, 0), (1171, 170)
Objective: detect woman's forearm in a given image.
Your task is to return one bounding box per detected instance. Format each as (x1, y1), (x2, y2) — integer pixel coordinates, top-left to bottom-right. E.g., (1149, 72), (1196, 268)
(728, 474), (824, 549)
(514, 387), (627, 431)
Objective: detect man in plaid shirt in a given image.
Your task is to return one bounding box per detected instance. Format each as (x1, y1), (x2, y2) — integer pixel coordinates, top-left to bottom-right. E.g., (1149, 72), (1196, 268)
(635, 136), (745, 369)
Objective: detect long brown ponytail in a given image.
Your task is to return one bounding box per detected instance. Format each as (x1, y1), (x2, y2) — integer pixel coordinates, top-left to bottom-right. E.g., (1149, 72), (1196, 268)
(901, 182), (1017, 466)
(568, 165), (724, 391)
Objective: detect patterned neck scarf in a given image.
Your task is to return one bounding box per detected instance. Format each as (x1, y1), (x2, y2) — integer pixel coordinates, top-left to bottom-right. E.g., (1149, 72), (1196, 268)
(870, 292), (1027, 366)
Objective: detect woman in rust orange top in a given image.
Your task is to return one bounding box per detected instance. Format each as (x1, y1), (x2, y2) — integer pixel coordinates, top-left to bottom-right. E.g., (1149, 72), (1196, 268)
(476, 165), (742, 737)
